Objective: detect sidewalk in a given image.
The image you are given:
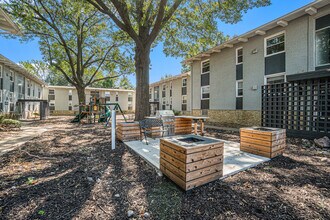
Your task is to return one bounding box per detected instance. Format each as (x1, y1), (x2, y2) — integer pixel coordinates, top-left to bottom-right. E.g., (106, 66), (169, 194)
(0, 124), (49, 156)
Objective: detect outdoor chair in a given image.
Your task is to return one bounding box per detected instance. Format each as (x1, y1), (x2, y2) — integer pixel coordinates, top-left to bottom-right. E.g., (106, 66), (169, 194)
(139, 118), (168, 145)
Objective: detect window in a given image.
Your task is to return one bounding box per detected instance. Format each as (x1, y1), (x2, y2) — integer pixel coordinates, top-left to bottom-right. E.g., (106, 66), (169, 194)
(149, 88), (152, 100)
(236, 80), (243, 97)
(0, 90), (2, 111)
(162, 84), (166, 98)
(201, 86), (210, 100)
(31, 82), (35, 97)
(182, 78), (187, 95)
(105, 91), (110, 102)
(9, 71), (14, 92)
(162, 100), (166, 110)
(128, 93), (133, 102)
(48, 89), (55, 101)
(38, 88), (41, 99)
(18, 77), (24, 99)
(265, 32), (285, 56)
(49, 102), (55, 111)
(115, 92), (119, 102)
(170, 82), (172, 97)
(182, 95), (187, 111)
(91, 90), (99, 98)
(236, 47), (243, 64)
(154, 86), (159, 101)
(27, 80), (31, 96)
(201, 60), (210, 74)
(68, 90), (72, 101)
(265, 73), (286, 85)
(0, 65), (3, 90)
(68, 101), (72, 111)
(182, 78), (187, 87)
(315, 26), (330, 67)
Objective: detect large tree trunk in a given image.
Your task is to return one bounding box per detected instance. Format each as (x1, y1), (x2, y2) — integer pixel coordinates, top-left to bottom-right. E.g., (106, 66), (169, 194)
(134, 45), (151, 121)
(76, 86), (86, 105)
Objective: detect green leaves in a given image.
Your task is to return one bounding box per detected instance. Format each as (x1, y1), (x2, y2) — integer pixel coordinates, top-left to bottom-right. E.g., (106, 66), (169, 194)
(5, 0), (134, 91)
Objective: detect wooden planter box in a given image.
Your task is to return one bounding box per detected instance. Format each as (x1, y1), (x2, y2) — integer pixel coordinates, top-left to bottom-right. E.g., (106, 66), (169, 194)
(117, 122), (140, 142)
(117, 122), (162, 142)
(160, 135), (224, 191)
(240, 127), (286, 158)
(117, 118), (193, 142)
(175, 117), (192, 135)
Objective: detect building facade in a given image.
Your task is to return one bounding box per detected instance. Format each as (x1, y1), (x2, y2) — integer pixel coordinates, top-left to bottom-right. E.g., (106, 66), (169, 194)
(149, 72), (191, 115)
(185, 0), (330, 127)
(43, 86), (135, 115)
(0, 54), (46, 118)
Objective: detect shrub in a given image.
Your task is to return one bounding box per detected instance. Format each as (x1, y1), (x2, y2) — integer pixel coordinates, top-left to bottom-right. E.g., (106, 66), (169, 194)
(173, 110), (181, 116)
(0, 119), (21, 129)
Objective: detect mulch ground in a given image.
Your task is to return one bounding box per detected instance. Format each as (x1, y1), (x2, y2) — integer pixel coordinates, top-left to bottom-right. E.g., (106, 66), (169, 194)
(0, 117), (329, 220)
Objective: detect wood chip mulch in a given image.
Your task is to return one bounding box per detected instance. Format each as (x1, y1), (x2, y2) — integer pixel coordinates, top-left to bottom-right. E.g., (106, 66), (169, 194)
(0, 118), (329, 219)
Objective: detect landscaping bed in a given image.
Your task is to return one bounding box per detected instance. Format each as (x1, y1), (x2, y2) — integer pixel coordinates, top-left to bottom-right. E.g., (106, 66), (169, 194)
(0, 118), (329, 219)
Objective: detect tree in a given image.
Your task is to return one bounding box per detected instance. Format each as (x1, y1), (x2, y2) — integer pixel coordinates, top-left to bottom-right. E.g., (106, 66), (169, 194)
(87, 0), (270, 120)
(119, 76), (134, 89)
(19, 60), (69, 85)
(161, 74), (173, 80)
(5, 0), (133, 104)
(19, 60), (49, 81)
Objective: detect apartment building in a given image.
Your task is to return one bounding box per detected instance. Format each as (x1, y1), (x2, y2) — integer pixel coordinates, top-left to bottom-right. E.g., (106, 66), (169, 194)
(184, 0), (330, 129)
(149, 72), (191, 115)
(0, 54), (46, 118)
(44, 86), (135, 114)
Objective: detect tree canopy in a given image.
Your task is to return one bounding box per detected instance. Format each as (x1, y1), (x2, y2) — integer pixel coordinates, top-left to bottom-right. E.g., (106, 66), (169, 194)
(5, 0), (133, 103)
(87, 0), (270, 119)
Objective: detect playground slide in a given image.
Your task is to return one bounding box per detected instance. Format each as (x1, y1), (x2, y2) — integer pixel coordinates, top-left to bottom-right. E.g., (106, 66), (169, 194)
(71, 112), (87, 123)
(98, 106), (112, 123)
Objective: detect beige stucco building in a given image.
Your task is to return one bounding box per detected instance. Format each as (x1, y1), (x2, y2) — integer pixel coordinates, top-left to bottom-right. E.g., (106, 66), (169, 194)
(44, 86), (135, 115)
(149, 72), (191, 115)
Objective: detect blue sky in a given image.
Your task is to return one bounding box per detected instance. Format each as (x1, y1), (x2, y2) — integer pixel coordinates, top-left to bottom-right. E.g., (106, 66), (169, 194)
(0, 0), (314, 85)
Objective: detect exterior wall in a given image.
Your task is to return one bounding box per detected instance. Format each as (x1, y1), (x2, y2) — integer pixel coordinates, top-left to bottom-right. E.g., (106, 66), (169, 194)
(43, 86), (135, 115)
(207, 110), (261, 127)
(190, 5), (330, 127)
(0, 62), (44, 118)
(149, 73), (191, 114)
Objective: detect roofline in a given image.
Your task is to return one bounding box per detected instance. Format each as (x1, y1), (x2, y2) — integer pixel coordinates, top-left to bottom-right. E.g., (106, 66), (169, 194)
(150, 71), (191, 87)
(0, 8), (21, 35)
(183, 0), (329, 64)
(47, 85), (135, 92)
(0, 54), (46, 85)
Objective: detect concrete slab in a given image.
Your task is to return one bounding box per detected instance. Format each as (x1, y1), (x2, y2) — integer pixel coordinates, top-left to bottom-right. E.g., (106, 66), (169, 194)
(0, 126), (49, 156)
(124, 137), (270, 179)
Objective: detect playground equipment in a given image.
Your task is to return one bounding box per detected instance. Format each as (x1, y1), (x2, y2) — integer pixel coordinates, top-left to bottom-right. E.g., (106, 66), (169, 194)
(71, 96), (127, 124)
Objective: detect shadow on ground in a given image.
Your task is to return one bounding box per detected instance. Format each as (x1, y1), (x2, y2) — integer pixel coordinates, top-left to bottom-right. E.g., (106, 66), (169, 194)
(0, 118), (329, 219)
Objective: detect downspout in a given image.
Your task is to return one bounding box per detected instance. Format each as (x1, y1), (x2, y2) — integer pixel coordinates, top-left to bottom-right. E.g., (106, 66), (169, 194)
(190, 63), (193, 115)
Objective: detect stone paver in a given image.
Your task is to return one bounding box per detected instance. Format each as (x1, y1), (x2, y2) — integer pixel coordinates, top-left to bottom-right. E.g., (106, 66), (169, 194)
(124, 137), (269, 179)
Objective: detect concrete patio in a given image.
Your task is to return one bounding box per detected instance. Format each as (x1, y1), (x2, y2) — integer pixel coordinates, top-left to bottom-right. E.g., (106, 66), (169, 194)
(124, 137), (270, 179)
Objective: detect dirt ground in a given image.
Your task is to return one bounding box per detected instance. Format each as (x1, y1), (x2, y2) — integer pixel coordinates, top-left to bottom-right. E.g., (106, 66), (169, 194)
(0, 117), (329, 220)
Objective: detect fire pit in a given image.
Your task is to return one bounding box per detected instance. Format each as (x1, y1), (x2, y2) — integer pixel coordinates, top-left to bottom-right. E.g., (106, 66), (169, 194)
(160, 135), (224, 191)
(240, 127), (286, 158)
